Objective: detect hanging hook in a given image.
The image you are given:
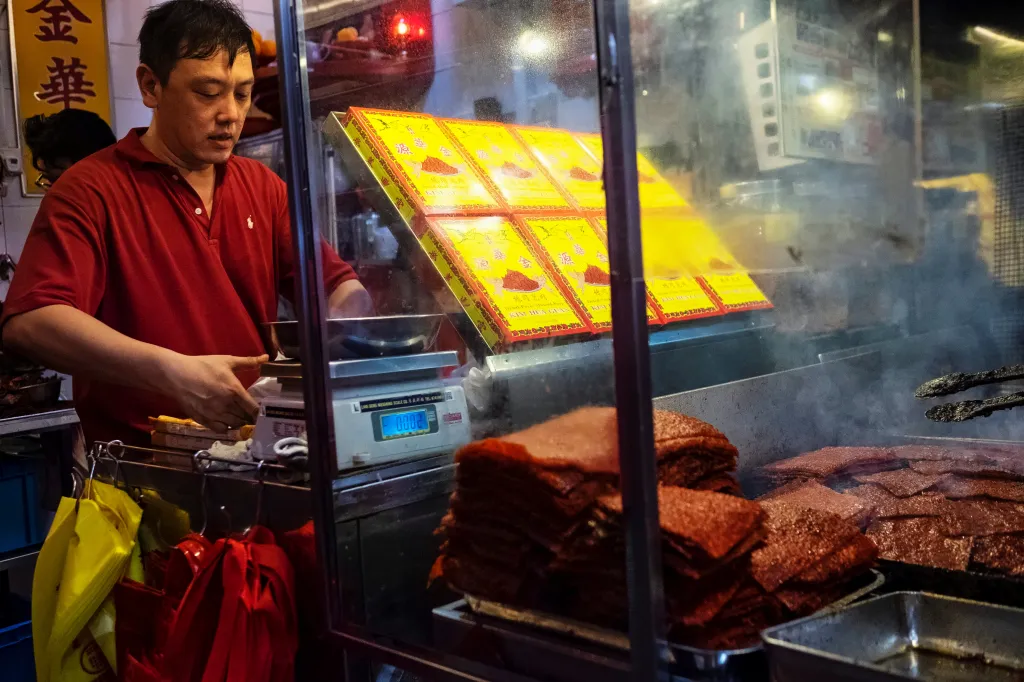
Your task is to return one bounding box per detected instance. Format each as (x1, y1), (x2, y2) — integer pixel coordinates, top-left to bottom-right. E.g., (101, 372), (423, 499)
(245, 460), (266, 538)
(75, 452), (98, 513)
(107, 439), (126, 489)
(70, 468), (84, 501)
(193, 451), (210, 536)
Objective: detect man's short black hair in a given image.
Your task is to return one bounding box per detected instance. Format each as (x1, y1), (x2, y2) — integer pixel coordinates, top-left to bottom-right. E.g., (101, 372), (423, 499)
(139, 0), (255, 85)
(24, 109), (116, 171)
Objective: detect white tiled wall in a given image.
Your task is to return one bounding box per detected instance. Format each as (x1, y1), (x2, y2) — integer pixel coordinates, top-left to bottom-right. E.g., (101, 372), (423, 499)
(0, 0), (277, 277)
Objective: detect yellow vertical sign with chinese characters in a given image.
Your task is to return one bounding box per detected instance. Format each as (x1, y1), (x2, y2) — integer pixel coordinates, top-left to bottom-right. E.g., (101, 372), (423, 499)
(10, 0), (112, 196)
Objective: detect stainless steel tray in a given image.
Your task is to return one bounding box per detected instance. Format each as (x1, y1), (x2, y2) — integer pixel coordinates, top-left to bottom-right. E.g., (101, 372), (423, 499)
(463, 569), (883, 681)
(762, 591), (1024, 682)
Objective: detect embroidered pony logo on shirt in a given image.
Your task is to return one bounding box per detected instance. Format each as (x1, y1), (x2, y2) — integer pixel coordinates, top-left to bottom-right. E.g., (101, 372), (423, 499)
(247, 215), (254, 230)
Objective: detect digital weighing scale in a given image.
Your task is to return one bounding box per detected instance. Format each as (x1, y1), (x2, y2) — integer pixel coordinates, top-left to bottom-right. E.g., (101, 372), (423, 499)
(252, 351), (472, 470)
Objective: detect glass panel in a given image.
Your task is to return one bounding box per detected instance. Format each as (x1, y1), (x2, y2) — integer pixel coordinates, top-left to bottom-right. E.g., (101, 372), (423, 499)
(279, 0), (661, 673)
(623, 0), (1024, 661)
(274, 0), (1024, 676)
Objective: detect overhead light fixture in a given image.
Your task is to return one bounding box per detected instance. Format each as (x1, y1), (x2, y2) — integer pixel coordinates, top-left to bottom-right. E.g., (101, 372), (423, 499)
(518, 30), (550, 58)
(877, 31), (893, 44)
(969, 26), (1024, 50)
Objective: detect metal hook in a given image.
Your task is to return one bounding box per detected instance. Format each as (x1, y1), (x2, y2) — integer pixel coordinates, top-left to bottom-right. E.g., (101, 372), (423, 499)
(107, 439), (126, 489)
(246, 460), (267, 537)
(193, 451), (210, 536)
(70, 468), (84, 501)
(75, 452), (98, 513)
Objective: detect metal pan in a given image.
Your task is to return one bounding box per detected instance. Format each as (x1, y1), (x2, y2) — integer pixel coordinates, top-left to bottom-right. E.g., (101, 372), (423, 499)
(763, 591), (1024, 682)
(878, 558), (1024, 610)
(457, 569), (884, 682)
(263, 315), (443, 360)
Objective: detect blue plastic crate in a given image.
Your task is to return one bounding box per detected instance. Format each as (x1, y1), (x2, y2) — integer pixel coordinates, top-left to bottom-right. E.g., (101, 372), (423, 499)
(0, 456), (46, 555)
(0, 596), (34, 682)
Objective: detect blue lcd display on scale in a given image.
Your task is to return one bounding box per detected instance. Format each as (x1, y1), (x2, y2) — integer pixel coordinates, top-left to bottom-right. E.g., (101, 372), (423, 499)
(380, 409), (430, 439)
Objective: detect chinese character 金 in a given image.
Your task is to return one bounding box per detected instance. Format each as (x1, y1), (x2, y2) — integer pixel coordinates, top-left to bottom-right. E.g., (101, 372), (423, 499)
(27, 0), (91, 44)
(35, 57), (95, 108)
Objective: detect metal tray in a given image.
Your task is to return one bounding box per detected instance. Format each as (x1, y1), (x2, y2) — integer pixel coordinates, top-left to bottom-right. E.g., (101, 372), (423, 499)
(263, 315), (443, 360)
(763, 591), (1024, 682)
(446, 569), (883, 682)
(879, 558), (1024, 610)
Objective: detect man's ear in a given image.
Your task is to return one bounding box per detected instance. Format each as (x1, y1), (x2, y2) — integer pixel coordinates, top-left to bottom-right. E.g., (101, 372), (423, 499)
(137, 65), (161, 109)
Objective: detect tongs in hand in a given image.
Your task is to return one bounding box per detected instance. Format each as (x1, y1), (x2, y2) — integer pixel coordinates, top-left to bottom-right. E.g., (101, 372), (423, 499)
(915, 364), (1024, 422)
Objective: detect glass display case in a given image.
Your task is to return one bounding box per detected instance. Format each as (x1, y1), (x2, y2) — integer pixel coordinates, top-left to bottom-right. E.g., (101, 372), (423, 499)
(265, 0), (1024, 678)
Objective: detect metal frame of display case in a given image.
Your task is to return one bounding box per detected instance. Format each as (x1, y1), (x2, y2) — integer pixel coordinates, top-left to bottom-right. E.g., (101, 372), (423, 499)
(273, 0), (667, 679)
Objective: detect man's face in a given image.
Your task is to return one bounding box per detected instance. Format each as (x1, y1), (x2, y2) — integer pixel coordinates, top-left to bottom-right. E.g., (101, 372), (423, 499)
(141, 49), (254, 168)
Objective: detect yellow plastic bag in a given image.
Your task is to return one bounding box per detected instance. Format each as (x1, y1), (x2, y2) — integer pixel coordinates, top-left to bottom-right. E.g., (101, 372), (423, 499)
(33, 480), (142, 682)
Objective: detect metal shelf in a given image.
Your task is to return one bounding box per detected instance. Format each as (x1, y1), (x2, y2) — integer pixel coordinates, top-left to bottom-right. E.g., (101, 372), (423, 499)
(0, 407), (78, 437)
(0, 544), (41, 572)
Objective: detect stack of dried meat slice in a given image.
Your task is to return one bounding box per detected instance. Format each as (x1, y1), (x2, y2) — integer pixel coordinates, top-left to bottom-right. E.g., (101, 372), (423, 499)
(549, 486), (765, 639)
(436, 407), (884, 649)
(750, 502), (877, 616)
(434, 407), (742, 607)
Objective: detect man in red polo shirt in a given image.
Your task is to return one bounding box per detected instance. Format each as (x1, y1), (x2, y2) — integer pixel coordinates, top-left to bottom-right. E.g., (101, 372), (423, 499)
(2, 0), (370, 444)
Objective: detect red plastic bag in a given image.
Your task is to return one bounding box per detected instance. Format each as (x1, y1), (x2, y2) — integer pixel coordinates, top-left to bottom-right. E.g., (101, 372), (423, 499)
(116, 534), (214, 681)
(160, 527), (297, 682)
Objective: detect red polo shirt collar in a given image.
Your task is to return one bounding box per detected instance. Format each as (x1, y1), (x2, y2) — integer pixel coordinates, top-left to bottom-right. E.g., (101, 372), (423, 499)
(115, 128), (230, 180)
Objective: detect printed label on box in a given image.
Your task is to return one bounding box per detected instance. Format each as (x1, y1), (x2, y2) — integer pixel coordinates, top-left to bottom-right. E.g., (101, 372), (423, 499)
(646, 275), (724, 320)
(641, 213), (745, 277)
(343, 116), (418, 225)
(420, 231), (503, 348)
(701, 273), (773, 311)
(640, 213), (772, 312)
(512, 127), (606, 211)
(577, 133), (690, 210)
(518, 216), (614, 328)
(348, 108), (501, 215)
(592, 218), (692, 323)
(426, 217), (588, 343)
(440, 120), (572, 212)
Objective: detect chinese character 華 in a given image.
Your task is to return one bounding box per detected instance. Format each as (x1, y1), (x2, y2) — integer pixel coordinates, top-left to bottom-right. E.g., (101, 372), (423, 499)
(34, 57), (95, 108)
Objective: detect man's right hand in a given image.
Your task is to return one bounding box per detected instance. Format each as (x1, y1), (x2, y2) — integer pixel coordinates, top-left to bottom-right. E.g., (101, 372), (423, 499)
(161, 354), (268, 432)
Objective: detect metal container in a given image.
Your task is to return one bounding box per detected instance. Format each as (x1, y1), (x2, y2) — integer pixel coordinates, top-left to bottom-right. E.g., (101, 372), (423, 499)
(763, 592), (1024, 682)
(432, 570), (883, 682)
(263, 314), (443, 360)
(879, 558), (1024, 611)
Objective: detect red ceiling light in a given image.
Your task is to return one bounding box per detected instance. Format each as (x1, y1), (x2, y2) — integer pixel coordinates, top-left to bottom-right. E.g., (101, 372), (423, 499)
(418, 27), (425, 36)
(395, 17), (409, 36)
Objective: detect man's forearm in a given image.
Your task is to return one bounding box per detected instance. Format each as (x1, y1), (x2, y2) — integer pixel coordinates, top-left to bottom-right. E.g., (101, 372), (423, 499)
(328, 279), (374, 318)
(2, 305), (176, 392)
